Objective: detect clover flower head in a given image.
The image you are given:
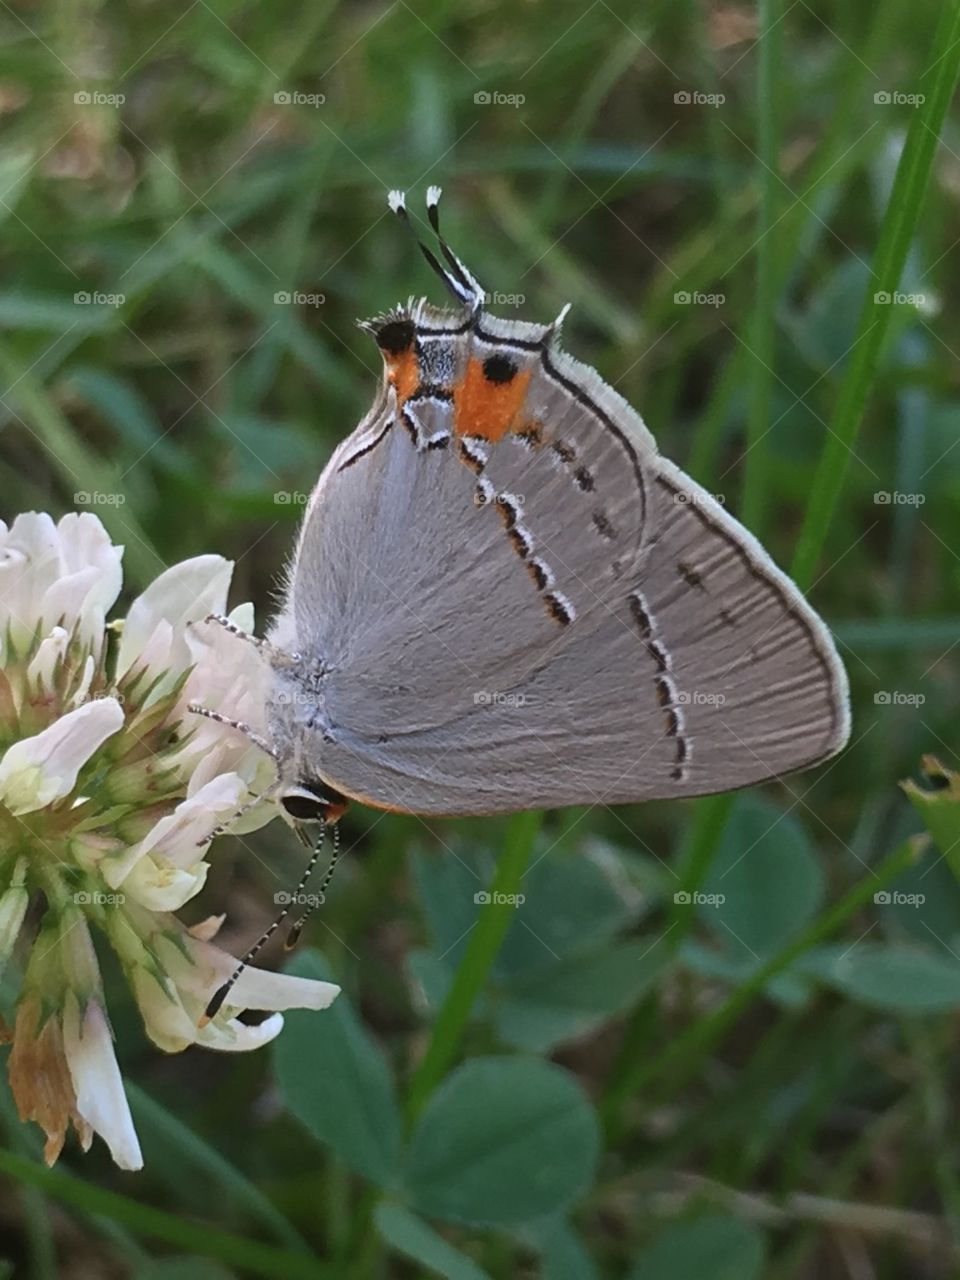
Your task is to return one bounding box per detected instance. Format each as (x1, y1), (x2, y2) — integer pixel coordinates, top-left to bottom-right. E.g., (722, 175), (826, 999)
(0, 513), (338, 1169)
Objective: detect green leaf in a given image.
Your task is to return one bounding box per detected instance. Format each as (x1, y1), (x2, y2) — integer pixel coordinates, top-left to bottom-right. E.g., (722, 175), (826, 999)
(273, 950), (401, 1186)
(406, 1057), (599, 1226)
(520, 1218), (600, 1280)
(802, 942), (960, 1012)
(408, 947), (456, 1013)
(495, 940), (670, 1051)
(374, 1204), (490, 1280)
(875, 849), (960, 944)
(786, 259), (871, 374)
(413, 841), (635, 979)
(496, 846), (639, 976)
(700, 797), (824, 957)
(628, 1213), (766, 1280)
(412, 845), (487, 966)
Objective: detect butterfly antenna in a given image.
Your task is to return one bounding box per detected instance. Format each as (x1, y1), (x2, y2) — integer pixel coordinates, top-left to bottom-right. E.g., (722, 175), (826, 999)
(199, 613), (300, 670)
(388, 189), (482, 310)
(196, 785), (278, 848)
(187, 703), (279, 764)
(424, 186), (485, 307)
(200, 818), (329, 1025)
(285, 822), (342, 950)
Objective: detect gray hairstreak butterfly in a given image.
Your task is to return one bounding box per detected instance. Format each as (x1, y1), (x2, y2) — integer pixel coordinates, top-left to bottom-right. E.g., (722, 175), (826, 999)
(195, 186), (849, 1017)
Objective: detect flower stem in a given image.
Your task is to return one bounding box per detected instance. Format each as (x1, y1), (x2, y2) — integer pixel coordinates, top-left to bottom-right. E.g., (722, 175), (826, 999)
(404, 809), (542, 1128)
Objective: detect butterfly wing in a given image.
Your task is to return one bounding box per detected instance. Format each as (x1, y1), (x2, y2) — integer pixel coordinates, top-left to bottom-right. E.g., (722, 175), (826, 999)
(280, 323), (848, 816)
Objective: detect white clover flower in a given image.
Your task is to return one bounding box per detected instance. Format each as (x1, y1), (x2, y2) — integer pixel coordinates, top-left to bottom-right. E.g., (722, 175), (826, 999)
(0, 512), (339, 1170)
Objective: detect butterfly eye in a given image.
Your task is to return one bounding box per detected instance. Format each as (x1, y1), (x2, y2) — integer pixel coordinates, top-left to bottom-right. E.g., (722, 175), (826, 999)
(280, 786), (327, 821)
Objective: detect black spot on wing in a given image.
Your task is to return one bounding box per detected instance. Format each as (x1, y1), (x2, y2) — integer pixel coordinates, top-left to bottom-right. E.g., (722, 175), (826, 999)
(482, 353), (518, 383)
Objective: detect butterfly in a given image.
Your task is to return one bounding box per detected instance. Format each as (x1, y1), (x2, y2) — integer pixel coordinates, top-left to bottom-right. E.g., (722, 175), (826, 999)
(193, 186), (849, 1018)
(261, 186), (849, 823)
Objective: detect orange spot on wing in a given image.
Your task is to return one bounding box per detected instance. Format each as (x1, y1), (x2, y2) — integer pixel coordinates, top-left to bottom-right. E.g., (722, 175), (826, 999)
(386, 349), (420, 406)
(454, 358), (532, 441)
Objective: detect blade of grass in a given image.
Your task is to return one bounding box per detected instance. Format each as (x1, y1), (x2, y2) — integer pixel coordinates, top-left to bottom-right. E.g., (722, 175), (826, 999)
(20, 1184), (57, 1280)
(686, 346), (747, 487)
(834, 618), (960, 649)
(602, 793), (734, 1138)
(891, 332), (931, 606)
(0, 1148), (331, 1280)
(0, 1088), (146, 1272)
(127, 1084), (312, 1255)
(403, 808), (543, 1127)
(791, 0), (960, 589)
(740, 0), (782, 535)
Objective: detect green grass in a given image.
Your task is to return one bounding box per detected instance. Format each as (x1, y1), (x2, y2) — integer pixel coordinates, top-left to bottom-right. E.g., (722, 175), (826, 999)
(2, 1), (960, 1277)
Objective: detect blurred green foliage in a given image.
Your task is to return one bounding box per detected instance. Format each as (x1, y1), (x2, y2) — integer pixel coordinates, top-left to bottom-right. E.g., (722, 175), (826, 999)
(1, 0), (960, 1276)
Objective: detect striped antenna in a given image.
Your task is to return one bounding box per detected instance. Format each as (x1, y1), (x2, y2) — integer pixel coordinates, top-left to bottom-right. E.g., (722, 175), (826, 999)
(200, 818), (332, 1025)
(424, 186), (485, 305)
(387, 188), (483, 309)
(285, 822), (342, 950)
